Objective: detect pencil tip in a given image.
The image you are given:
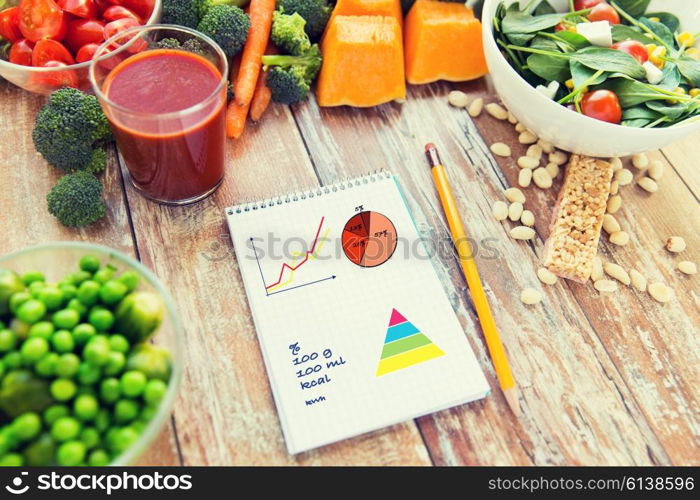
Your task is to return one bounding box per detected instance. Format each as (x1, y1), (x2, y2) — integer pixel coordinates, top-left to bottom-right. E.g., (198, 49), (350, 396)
(425, 142), (436, 152)
(503, 387), (521, 418)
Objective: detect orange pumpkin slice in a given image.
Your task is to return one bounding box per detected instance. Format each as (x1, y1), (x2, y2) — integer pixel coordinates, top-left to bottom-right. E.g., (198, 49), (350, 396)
(317, 15), (406, 107)
(404, 0), (488, 85)
(327, 0), (403, 30)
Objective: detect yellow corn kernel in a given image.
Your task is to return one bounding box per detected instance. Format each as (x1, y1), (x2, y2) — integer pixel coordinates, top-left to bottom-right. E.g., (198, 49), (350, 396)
(690, 88), (700, 98)
(666, 87), (686, 104)
(565, 79), (574, 89)
(678, 31), (696, 47)
(650, 46), (666, 68)
(686, 48), (700, 61)
(646, 43), (657, 55)
(649, 17), (660, 23)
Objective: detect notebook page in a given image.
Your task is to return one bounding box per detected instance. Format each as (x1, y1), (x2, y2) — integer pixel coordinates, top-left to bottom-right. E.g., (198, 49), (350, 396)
(226, 173), (489, 453)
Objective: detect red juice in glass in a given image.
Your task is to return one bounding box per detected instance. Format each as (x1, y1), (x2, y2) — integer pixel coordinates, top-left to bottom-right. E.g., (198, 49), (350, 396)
(91, 27), (228, 204)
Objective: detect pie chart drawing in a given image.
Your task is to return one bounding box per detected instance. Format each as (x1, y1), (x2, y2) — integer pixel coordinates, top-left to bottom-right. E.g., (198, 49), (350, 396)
(342, 211), (397, 267)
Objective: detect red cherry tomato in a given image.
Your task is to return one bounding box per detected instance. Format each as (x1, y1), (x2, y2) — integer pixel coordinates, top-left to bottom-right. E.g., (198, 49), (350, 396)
(0, 7), (22, 43)
(18, 0), (66, 42)
(581, 90), (622, 124)
(574, 0), (606, 9)
(612, 40), (649, 63)
(9, 38), (34, 65)
(32, 38), (74, 66)
(103, 17), (139, 40)
(32, 60), (79, 89)
(588, 3), (620, 24)
(64, 18), (104, 52)
(75, 41), (99, 62)
(102, 5), (141, 23)
(107, 0), (152, 21)
(57, 0), (98, 19)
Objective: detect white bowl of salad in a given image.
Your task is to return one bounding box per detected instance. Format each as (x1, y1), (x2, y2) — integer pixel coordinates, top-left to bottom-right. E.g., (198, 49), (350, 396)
(482, 0), (700, 156)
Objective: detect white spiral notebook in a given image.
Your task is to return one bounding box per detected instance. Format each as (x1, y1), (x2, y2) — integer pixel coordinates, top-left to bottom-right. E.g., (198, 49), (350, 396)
(225, 172), (490, 454)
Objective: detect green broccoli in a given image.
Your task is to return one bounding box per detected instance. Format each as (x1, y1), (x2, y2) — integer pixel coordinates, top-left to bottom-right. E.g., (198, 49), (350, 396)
(154, 37), (183, 49)
(33, 88), (112, 174)
(197, 4), (250, 58)
(153, 37), (208, 58)
(271, 11), (311, 56)
(193, 0), (249, 20)
(46, 172), (106, 228)
(162, 0), (200, 29)
(262, 45), (322, 104)
(277, 0), (331, 41)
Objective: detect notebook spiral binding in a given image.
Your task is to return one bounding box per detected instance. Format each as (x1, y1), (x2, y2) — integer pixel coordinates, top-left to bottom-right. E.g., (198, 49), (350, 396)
(226, 170), (393, 216)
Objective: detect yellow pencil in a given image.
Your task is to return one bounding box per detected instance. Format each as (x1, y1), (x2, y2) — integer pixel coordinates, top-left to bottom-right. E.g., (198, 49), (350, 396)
(425, 143), (520, 417)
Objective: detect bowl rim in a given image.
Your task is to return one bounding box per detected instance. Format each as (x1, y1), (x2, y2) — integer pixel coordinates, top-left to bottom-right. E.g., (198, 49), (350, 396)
(0, 240), (183, 466)
(0, 0), (162, 74)
(481, 0), (700, 135)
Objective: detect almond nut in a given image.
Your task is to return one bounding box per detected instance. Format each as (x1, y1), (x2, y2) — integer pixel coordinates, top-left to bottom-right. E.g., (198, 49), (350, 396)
(648, 282), (672, 303)
(468, 97), (484, 117)
(594, 279), (618, 293)
(533, 168), (552, 189)
(632, 153), (649, 169)
(486, 102), (508, 120)
(537, 268), (558, 285)
(520, 210), (535, 227)
(615, 168), (634, 186)
(678, 261), (697, 275)
(508, 202), (524, 221)
(637, 177), (658, 193)
(518, 168), (533, 188)
(666, 236), (686, 253)
(490, 142), (512, 157)
(510, 226), (536, 240)
(610, 231), (630, 246)
(604, 263), (631, 285)
(518, 156), (540, 169)
(492, 201), (508, 221)
(448, 90), (469, 108)
(520, 288), (543, 305)
(591, 257), (604, 282)
(629, 269), (647, 292)
(504, 187), (526, 204)
(602, 214), (621, 234)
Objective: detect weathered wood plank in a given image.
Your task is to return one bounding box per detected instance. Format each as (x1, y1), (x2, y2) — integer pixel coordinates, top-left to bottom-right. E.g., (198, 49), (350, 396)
(292, 81), (683, 465)
(122, 104), (430, 465)
(456, 80), (700, 465)
(661, 134), (700, 200)
(0, 81), (181, 466)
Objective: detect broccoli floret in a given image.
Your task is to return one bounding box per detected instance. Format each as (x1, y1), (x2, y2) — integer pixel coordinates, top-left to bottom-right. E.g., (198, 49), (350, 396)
(162, 0), (199, 29)
(271, 11), (311, 56)
(197, 5), (250, 58)
(193, 0), (248, 19)
(277, 0), (331, 41)
(33, 88), (112, 173)
(262, 45), (322, 104)
(155, 37), (183, 49)
(182, 38), (208, 56)
(46, 172), (106, 228)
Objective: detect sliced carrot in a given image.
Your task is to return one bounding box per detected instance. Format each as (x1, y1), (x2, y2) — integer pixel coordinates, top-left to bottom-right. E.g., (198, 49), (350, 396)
(249, 43), (277, 122)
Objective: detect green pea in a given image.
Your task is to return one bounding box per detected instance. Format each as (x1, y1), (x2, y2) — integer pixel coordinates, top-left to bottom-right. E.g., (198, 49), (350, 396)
(99, 280), (128, 306)
(20, 337), (49, 363)
(51, 416), (81, 442)
(38, 286), (64, 311)
(9, 291), (31, 314)
(93, 268), (114, 285)
(84, 337), (110, 366)
(139, 406), (157, 422)
(94, 409), (111, 432)
(59, 284), (77, 302)
(55, 353), (80, 378)
(108, 334), (129, 353)
(120, 371), (146, 398)
(52, 309), (80, 330)
(43, 404), (69, 426)
(118, 271), (139, 292)
(10, 318), (30, 340)
(66, 298), (88, 318)
(80, 427), (100, 449)
(88, 449), (110, 466)
(0, 329), (17, 352)
(104, 352), (125, 376)
(28, 281), (46, 297)
(56, 440), (86, 466)
(74, 394), (99, 421)
(17, 299), (47, 324)
(72, 323), (96, 346)
(0, 453), (24, 466)
(88, 307), (114, 332)
(143, 379), (167, 407)
(76, 280), (100, 306)
(99, 378), (121, 404)
(114, 399), (140, 423)
(110, 427), (139, 454)
(51, 330), (74, 353)
(3, 352), (22, 369)
(50, 379), (77, 401)
(28, 321), (55, 340)
(35, 352), (59, 377)
(0, 430), (17, 455)
(11, 412), (41, 441)
(71, 271), (92, 285)
(22, 271), (45, 285)
(77, 362), (102, 385)
(79, 255), (101, 273)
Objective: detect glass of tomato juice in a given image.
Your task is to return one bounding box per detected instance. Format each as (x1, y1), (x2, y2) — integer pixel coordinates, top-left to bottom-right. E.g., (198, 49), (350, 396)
(89, 25), (228, 205)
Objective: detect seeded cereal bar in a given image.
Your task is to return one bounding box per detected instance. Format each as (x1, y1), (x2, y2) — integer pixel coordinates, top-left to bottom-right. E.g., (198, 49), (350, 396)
(541, 155), (614, 283)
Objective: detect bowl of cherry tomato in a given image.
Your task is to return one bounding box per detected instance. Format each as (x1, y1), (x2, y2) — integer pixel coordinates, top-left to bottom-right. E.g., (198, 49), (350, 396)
(0, 0), (161, 94)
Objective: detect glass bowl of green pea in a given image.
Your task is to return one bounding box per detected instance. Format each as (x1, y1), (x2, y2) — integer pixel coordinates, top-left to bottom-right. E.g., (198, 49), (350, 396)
(0, 242), (182, 466)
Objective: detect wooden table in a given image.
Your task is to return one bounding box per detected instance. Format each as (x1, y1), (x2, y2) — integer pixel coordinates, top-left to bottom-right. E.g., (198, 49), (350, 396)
(1, 77), (698, 466)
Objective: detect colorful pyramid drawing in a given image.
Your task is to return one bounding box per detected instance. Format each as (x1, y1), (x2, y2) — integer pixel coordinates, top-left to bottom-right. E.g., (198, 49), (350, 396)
(375, 308), (445, 376)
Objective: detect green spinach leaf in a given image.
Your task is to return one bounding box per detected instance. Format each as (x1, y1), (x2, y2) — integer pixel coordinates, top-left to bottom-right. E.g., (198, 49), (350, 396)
(552, 31), (590, 50)
(501, 12), (564, 34)
(571, 47), (646, 79)
(646, 12), (681, 33)
(533, 0), (556, 15)
(613, 0), (652, 18)
(646, 100), (688, 120)
(570, 60), (608, 88)
(676, 57), (700, 88)
(528, 53), (571, 82)
(602, 78), (669, 107)
(611, 25), (651, 44)
(657, 62), (681, 91)
(639, 17), (675, 48)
